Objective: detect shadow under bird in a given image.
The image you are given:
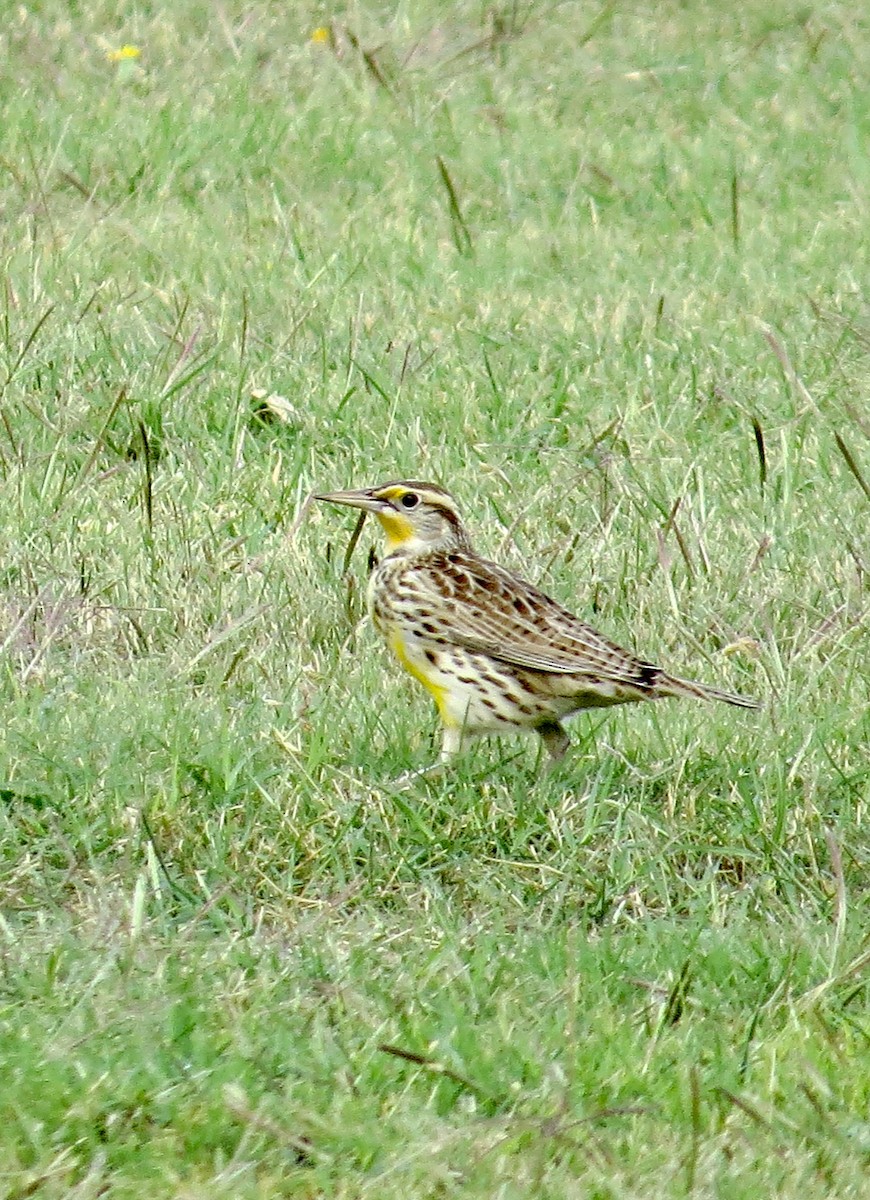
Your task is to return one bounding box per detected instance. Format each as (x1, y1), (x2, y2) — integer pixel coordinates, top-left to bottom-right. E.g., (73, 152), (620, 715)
(316, 481), (758, 769)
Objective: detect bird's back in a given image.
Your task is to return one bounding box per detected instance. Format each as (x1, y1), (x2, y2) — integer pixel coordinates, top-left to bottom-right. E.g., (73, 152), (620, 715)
(369, 546), (756, 714)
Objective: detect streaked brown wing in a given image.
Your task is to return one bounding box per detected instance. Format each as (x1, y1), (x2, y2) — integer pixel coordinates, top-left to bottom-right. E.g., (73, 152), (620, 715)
(408, 552), (660, 687)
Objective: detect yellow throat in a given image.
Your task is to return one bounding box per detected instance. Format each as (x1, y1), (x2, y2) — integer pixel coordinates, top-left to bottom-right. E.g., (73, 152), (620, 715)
(375, 510), (416, 553)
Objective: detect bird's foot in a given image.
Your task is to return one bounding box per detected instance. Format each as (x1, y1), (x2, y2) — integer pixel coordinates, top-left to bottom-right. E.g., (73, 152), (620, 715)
(387, 761), (447, 791)
(537, 721), (571, 764)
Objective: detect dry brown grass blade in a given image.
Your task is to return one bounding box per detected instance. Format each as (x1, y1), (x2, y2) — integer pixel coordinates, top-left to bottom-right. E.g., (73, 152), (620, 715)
(72, 387), (127, 490)
(138, 420), (154, 534)
(342, 510), (368, 575)
(162, 321), (202, 396)
(340, 25), (395, 93)
(833, 431), (870, 503)
(751, 416), (766, 493)
(824, 826), (846, 967)
(436, 155), (474, 255)
(378, 1043), (496, 1101)
(662, 496), (696, 581)
(2, 302), (55, 394)
(760, 324), (816, 410)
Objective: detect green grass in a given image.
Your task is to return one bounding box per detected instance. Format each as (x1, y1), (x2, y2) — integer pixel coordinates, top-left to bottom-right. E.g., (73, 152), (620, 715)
(1, 1), (869, 1195)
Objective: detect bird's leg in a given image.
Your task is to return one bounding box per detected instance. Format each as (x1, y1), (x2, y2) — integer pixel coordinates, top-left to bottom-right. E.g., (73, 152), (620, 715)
(388, 725), (462, 790)
(538, 721), (570, 764)
(440, 725), (462, 764)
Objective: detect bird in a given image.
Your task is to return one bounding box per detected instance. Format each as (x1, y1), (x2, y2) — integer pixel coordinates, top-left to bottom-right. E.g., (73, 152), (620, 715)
(315, 480), (758, 770)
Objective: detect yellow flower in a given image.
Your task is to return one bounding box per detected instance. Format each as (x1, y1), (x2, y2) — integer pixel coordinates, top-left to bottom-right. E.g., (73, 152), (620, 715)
(107, 44), (141, 62)
(310, 26), (331, 45)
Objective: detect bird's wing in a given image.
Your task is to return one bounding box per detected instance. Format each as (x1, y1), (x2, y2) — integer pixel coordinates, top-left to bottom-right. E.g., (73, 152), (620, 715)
(410, 553), (661, 688)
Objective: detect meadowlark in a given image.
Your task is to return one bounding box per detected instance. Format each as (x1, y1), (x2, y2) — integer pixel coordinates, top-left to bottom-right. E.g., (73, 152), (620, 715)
(316, 481), (758, 767)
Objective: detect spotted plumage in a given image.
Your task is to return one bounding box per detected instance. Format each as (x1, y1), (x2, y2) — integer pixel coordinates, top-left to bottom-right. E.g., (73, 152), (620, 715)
(316, 481), (758, 767)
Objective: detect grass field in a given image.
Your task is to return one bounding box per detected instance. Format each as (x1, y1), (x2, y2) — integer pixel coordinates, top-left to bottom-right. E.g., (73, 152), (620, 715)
(2, 1), (869, 1195)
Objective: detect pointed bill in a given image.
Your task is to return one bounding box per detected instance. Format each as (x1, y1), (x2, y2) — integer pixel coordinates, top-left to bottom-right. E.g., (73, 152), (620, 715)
(314, 488), (386, 513)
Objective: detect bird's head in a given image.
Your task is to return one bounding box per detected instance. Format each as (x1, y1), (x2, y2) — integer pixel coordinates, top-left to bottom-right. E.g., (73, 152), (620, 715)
(315, 480), (472, 555)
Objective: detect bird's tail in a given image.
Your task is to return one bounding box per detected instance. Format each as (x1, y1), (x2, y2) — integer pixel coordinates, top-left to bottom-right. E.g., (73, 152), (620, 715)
(658, 672), (759, 710)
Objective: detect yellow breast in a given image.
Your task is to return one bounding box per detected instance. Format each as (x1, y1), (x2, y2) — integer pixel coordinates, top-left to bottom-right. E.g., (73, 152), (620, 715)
(386, 630), (457, 728)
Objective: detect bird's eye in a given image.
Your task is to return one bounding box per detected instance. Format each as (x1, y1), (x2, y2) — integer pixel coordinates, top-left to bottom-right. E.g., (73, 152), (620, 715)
(400, 492), (419, 509)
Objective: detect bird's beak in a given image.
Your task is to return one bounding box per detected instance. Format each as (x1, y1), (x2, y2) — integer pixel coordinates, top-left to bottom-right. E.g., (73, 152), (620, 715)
(314, 488), (386, 514)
